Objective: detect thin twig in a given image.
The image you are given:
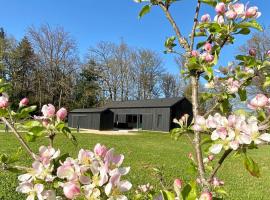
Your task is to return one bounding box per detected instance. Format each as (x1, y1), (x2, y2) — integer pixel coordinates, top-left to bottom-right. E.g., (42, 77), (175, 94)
(2, 164), (31, 172)
(158, 1), (190, 52)
(204, 101), (219, 117)
(208, 149), (232, 181)
(190, 0), (201, 51)
(1, 117), (36, 160)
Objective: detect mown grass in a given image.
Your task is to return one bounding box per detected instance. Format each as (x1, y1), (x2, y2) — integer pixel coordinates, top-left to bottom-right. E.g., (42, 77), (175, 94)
(0, 131), (270, 199)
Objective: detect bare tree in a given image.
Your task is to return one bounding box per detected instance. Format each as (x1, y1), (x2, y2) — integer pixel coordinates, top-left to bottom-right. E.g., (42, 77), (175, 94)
(132, 49), (165, 99)
(28, 24), (79, 108)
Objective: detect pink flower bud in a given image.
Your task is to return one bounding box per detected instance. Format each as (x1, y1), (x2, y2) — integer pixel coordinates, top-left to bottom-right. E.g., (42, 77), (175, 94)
(245, 6), (261, 18)
(225, 10), (237, 20)
(208, 155), (214, 161)
(215, 3), (226, 14)
(191, 50), (199, 57)
(42, 120), (49, 127)
(248, 94), (269, 110)
(41, 104), (55, 118)
(214, 15), (225, 25)
(249, 48), (256, 56)
(199, 191), (213, 200)
(56, 107), (67, 121)
(188, 152), (193, 159)
(204, 53), (214, 63)
(201, 14), (211, 22)
(63, 182), (80, 199)
(174, 178), (183, 195)
(19, 97), (29, 107)
(204, 43), (212, 52)
(267, 50), (270, 57)
(0, 94), (9, 109)
(94, 143), (108, 157)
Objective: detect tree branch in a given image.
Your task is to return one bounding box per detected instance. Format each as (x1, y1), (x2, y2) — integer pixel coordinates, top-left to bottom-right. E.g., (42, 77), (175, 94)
(1, 117), (36, 160)
(191, 75), (206, 186)
(204, 101), (219, 117)
(158, 1), (190, 52)
(190, 0), (201, 51)
(208, 149), (232, 181)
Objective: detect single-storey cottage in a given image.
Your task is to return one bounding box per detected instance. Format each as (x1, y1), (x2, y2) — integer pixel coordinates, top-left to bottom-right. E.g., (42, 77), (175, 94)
(68, 97), (192, 132)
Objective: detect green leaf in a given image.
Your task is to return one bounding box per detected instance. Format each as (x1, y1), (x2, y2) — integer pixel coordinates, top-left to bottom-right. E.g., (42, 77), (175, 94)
(139, 5), (151, 18)
(243, 154), (260, 177)
(161, 190), (175, 200)
(220, 99), (230, 113)
(28, 126), (45, 137)
(165, 36), (177, 51)
(62, 127), (77, 146)
(238, 88), (247, 101)
(235, 28), (250, 35)
(200, 0), (217, 7)
(236, 20), (263, 32)
(24, 120), (41, 128)
(263, 76), (270, 88)
(181, 181), (197, 200)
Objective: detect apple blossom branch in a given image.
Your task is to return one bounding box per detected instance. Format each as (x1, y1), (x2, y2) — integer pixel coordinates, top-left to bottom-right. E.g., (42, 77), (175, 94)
(1, 117), (36, 160)
(157, 0), (190, 52)
(190, 0), (201, 51)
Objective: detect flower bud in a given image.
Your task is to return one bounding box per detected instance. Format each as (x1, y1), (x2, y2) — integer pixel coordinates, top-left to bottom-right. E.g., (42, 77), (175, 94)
(249, 48), (256, 56)
(199, 191), (213, 200)
(41, 104), (55, 118)
(245, 6), (261, 18)
(208, 155), (214, 161)
(0, 94), (9, 109)
(267, 50), (270, 57)
(204, 43), (212, 52)
(201, 14), (211, 22)
(215, 3), (226, 14)
(56, 107), (68, 121)
(191, 50), (199, 57)
(174, 178), (183, 196)
(214, 15), (225, 25)
(94, 143), (108, 157)
(225, 10), (237, 20)
(205, 54), (214, 63)
(19, 97), (29, 107)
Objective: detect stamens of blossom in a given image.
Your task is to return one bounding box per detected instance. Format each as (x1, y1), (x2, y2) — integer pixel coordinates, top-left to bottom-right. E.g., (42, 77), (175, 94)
(199, 191), (213, 200)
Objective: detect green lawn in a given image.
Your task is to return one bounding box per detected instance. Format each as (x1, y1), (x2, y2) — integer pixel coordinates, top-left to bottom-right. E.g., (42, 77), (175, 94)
(0, 131), (270, 199)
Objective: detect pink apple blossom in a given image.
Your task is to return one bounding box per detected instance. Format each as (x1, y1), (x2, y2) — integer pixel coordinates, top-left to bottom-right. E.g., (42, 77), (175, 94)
(202, 53), (214, 63)
(201, 14), (211, 22)
(94, 143), (108, 157)
(249, 48), (256, 56)
(215, 3), (226, 14)
(248, 94), (269, 110)
(174, 178), (183, 197)
(0, 94), (9, 109)
(245, 6), (261, 18)
(16, 183), (44, 200)
(56, 107), (67, 121)
(204, 43), (212, 52)
(41, 104), (55, 118)
(19, 97), (29, 107)
(232, 3), (245, 17)
(199, 191), (213, 200)
(214, 15), (225, 25)
(191, 50), (199, 57)
(225, 10), (237, 20)
(226, 78), (240, 93)
(267, 50), (270, 56)
(63, 182), (81, 199)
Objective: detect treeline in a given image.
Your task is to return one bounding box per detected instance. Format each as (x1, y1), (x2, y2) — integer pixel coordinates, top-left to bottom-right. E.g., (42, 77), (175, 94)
(0, 24), (185, 110)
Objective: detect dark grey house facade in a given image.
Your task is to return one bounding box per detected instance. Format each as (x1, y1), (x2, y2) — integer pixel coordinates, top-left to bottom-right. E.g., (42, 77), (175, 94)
(68, 97), (192, 132)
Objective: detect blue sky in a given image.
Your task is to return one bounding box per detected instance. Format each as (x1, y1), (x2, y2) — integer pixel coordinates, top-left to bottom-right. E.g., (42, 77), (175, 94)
(0, 0), (269, 74)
